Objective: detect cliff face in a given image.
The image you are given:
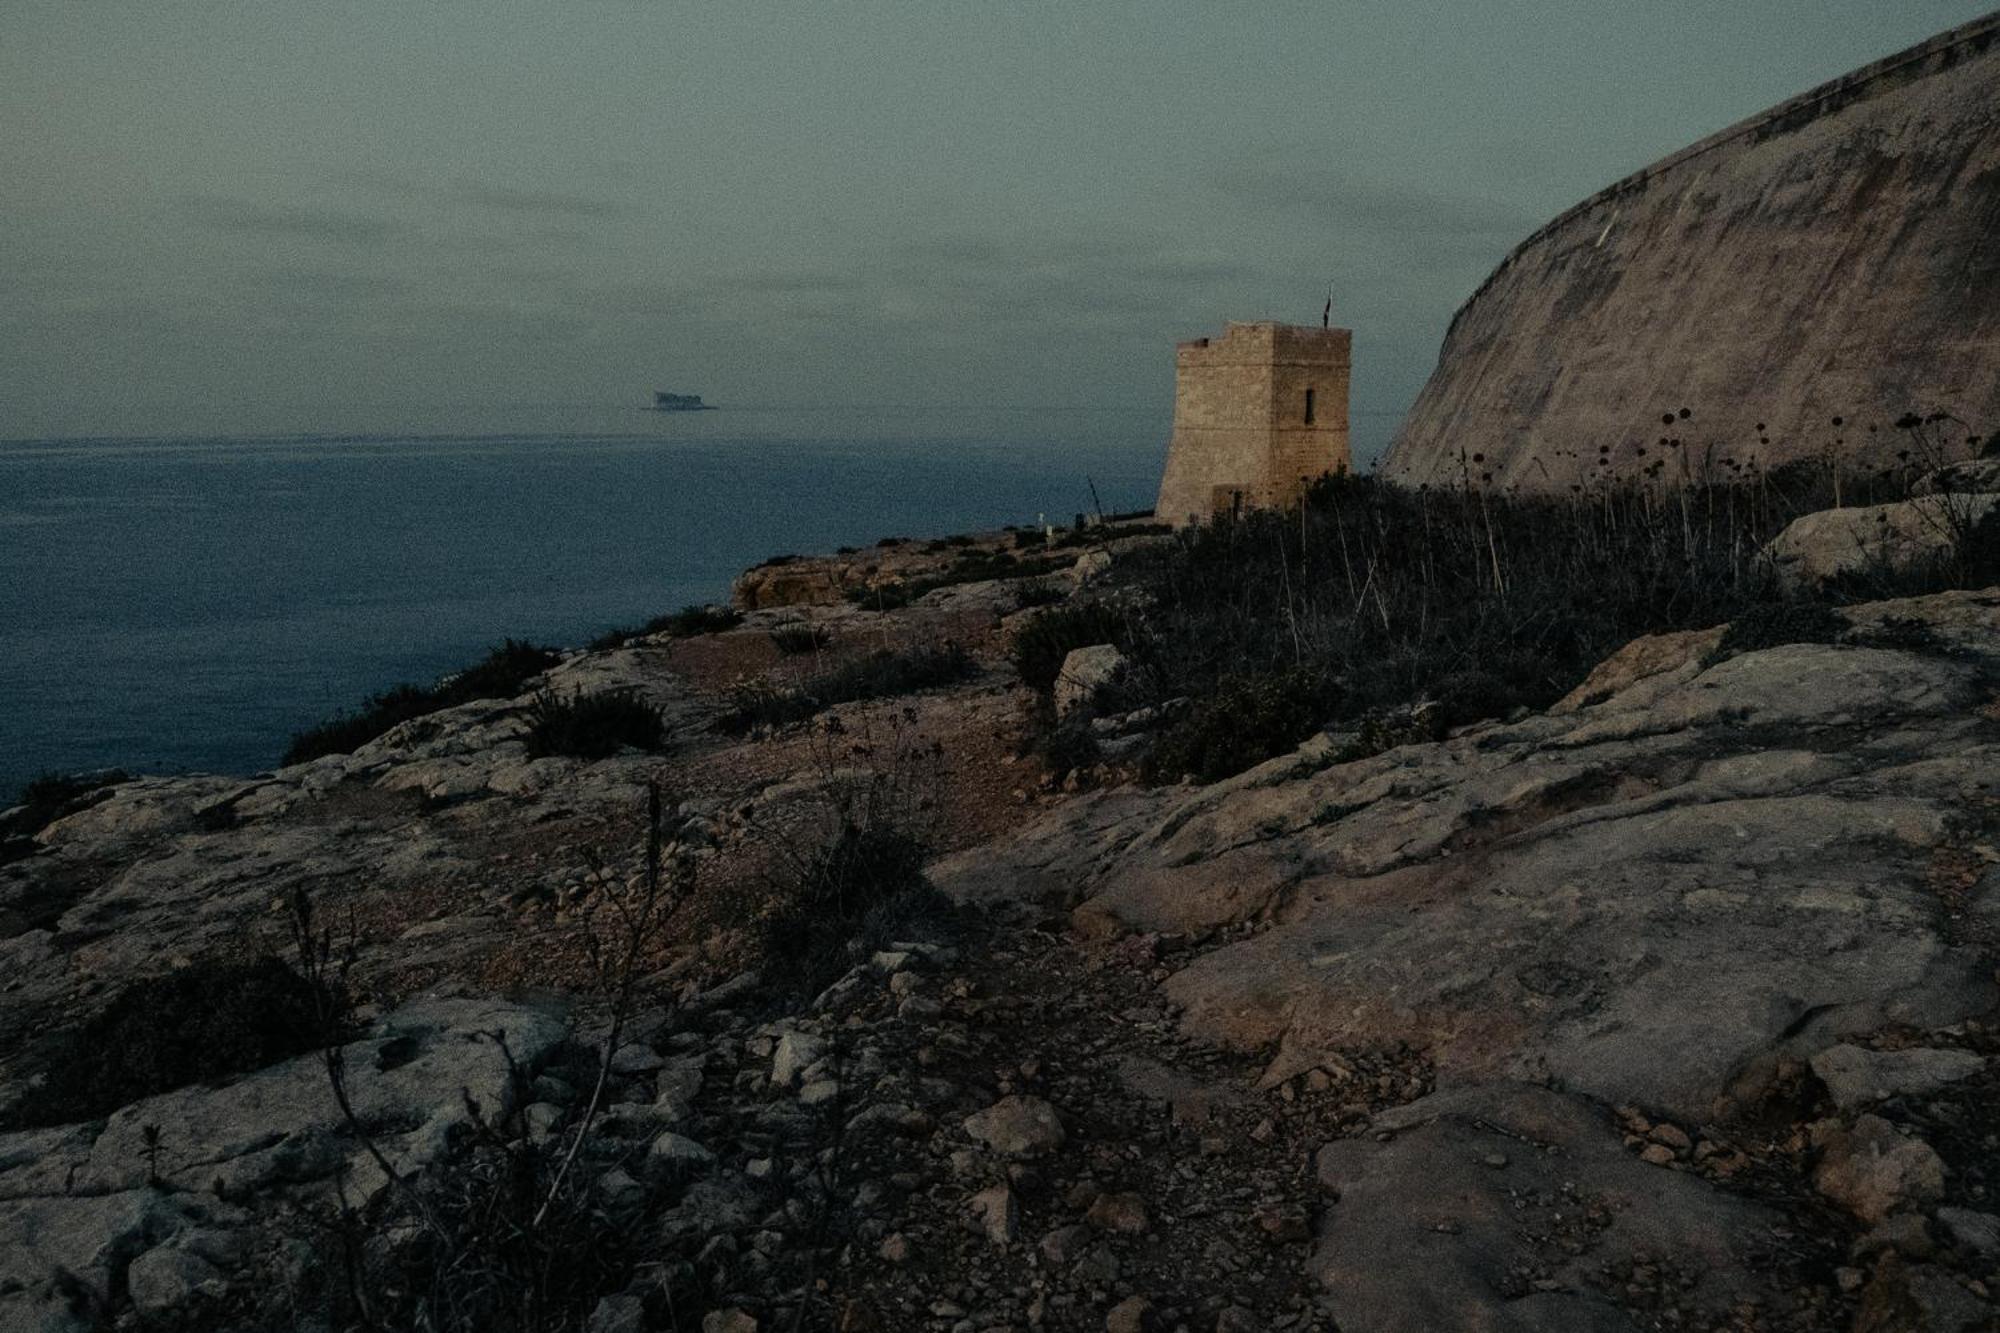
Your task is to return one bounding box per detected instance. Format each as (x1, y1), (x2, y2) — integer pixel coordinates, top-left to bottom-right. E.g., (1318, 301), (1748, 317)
(1380, 14), (2000, 491)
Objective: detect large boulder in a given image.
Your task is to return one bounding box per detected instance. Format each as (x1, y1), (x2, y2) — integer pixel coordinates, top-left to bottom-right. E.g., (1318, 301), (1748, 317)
(1053, 645), (1125, 719)
(1761, 493), (1997, 590)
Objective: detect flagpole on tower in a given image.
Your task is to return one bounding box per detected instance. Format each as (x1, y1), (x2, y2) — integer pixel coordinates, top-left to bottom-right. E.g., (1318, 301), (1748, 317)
(1321, 281), (1333, 329)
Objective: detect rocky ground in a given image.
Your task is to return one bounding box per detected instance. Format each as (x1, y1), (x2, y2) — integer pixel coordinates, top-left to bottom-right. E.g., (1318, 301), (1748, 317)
(1, 511), (1997, 1331)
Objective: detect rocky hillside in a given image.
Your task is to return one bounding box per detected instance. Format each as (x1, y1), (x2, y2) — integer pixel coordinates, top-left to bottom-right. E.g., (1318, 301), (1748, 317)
(1381, 13), (2000, 492)
(1, 494), (1997, 1331)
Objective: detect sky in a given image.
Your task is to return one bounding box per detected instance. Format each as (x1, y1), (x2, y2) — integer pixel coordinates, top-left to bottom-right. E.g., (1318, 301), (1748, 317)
(3, 1), (1992, 455)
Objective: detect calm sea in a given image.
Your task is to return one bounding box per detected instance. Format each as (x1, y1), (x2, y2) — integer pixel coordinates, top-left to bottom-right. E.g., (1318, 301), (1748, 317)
(0, 405), (1164, 798)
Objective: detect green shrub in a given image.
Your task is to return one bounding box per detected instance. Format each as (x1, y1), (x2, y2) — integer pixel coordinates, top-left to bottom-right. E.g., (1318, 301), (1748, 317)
(524, 689), (666, 759)
(1009, 602), (1132, 695)
(720, 642), (975, 732)
(1145, 668), (1341, 784)
(285, 640), (560, 765)
(15, 957), (329, 1128)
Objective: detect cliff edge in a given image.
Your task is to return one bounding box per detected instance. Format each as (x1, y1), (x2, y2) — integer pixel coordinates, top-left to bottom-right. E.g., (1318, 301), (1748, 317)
(1381, 13), (2000, 491)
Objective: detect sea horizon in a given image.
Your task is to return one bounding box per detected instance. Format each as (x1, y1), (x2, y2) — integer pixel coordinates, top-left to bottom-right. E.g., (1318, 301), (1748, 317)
(1, 405), (1174, 798)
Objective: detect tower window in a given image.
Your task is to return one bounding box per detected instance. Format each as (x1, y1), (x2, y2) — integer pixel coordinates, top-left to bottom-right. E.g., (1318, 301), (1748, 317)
(1304, 388), (1316, 425)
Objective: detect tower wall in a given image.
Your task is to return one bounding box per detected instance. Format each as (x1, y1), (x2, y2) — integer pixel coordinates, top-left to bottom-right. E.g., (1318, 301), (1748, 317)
(1156, 322), (1351, 526)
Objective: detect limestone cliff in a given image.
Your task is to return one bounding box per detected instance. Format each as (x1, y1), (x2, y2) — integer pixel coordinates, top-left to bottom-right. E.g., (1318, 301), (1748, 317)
(1380, 13), (2000, 491)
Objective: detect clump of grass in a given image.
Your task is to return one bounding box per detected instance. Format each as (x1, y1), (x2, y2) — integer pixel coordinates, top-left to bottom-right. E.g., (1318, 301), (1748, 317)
(285, 640), (560, 766)
(523, 689), (666, 759)
(720, 642), (975, 732)
(11, 957), (330, 1128)
(590, 604), (743, 650)
(1033, 714), (1101, 780)
(1704, 602), (1846, 665)
(769, 624), (832, 656)
(1009, 602), (1133, 695)
(758, 820), (941, 997)
(1012, 577), (1068, 611)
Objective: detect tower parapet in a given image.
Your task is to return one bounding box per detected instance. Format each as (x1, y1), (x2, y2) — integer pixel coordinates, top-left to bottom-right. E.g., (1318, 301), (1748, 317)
(1155, 321), (1352, 526)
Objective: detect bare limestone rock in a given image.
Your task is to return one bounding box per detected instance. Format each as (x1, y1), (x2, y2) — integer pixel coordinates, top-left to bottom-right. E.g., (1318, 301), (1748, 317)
(936, 591), (2000, 1125)
(1761, 493), (1997, 590)
(967, 1182), (1020, 1244)
(1054, 645), (1125, 719)
(1912, 456), (2000, 496)
(963, 1095), (1067, 1157)
(1313, 1084), (1776, 1331)
(1808, 1043), (1986, 1109)
(929, 589), (2000, 1326)
(1811, 1114), (1948, 1223)
(126, 1243), (225, 1317)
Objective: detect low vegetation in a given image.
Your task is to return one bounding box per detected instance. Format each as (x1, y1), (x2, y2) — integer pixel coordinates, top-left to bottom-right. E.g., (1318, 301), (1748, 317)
(769, 623), (833, 655)
(11, 957), (328, 1128)
(2, 769), (128, 843)
(284, 639), (560, 765)
(1057, 445), (1994, 784)
(523, 688), (667, 759)
(1009, 601), (1132, 695)
(721, 642), (975, 732)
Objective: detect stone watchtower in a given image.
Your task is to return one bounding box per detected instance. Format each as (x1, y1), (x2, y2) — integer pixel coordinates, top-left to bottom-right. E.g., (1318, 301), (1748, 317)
(1155, 321), (1351, 526)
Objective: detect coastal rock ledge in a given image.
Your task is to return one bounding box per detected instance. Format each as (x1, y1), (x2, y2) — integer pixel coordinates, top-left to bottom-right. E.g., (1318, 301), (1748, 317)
(0, 584), (1996, 1329)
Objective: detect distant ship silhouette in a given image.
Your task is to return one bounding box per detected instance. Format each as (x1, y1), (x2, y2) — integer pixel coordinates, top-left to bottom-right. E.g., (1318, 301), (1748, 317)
(651, 391), (717, 412)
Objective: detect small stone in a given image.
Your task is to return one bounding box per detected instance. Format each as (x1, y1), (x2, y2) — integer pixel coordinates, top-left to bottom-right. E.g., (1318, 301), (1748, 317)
(1648, 1122), (1692, 1151)
(524, 1102), (564, 1138)
(610, 1043), (664, 1075)
(127, 1246), (225, 1317)
(588, 1293), (648, 1333)
(1639, 1144), (1676, 1167)
(1835, 1266), (1865, 1294)
(772, 1030), (829, 1087)
(1105, 1294), (1153, 1333)
(704, 1311), (759, 1333)
(1252, 1203), (1310, 1243)
(1039, 1224), (1091, 1266)
(1812, 1114), (1947, 1223)
(647, 1132), (716, 1174)
(799, 1077), (843, 1107)
(878, 1233), (913, 1264)
(745, 1157), (775, 1180)
(1934, 1206), (2000, 1258)
(963, 1095), (1067, 1156)
(1085, 1191), (1149, 1234)
(968, 1183), (1020, 1244)
(1249, 1118), (1276, 1144)
(1852, 1213), (1934, 1261)
(597, 1166), (647, 1209)
(1482, 1152), (1509, 1169)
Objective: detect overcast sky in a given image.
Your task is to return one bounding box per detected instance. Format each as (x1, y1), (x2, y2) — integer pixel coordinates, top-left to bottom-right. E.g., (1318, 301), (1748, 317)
(3, 2), (1990, 448)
